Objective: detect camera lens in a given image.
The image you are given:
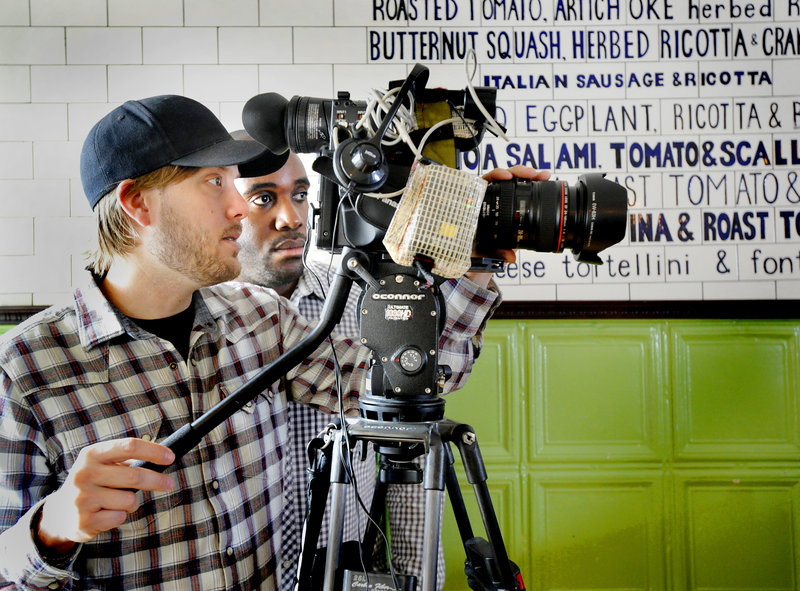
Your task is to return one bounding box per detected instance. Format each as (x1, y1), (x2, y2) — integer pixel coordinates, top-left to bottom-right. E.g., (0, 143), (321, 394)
(285, 96), (331, 154)
(474, 173), (628, 264)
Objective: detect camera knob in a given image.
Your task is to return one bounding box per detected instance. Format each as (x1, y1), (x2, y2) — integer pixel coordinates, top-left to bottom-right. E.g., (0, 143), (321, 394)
(351, 143), (381, 172)
(333, 137), (388, 191)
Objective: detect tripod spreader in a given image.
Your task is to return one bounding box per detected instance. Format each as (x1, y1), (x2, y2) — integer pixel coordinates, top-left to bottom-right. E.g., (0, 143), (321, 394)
(298, 418), (523, 591)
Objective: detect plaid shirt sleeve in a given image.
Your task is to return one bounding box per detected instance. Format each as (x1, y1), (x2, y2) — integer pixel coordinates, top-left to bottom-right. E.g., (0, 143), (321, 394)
(437, 275), (501, 393)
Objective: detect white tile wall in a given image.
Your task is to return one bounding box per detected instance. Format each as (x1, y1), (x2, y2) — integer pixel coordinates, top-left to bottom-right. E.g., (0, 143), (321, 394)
(30, 0), (107, 26)
(143, 28), (218, 64)
(0, 0), (796, 305)
(0, 104), (67, 141)
(261, 0), (332, 26)
(0, 218), (34, 256)
(185, 0), (259, 26)
(0, 27), (65, 64)
(67, 28), (143, 65)
(107, 0), (183, 26)
(0, 143), (33, 179)
(218, 26), (293, 64)
(0, 180), (70, 217)
(0, 67), (31, 102)
(31, 66), (108, 102)
(0, 0), (30, 25)
(108, 66), (185, 101)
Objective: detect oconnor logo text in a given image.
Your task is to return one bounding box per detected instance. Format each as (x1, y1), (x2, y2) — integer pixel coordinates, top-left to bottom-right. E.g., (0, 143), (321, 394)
(372, 293), (426, 300)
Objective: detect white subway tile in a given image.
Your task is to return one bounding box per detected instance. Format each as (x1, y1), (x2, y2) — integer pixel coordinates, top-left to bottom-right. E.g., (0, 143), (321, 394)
(184, 65), (259, 102)
(258, 64), (333, 97)
(33, 291), (73, 307)
(32, 140), (82, 180)
(333, 1), (374, 26)
(35, 216), (94, 257)
(0, 254), (71, 292)
(218, 27), (292, 64)
(219, 101), (248, 133)
(143, 28), (218, 65)
(630, 282), (704, 300)
(777, 281), (800, 299)
(0, 0), (29, 25)
(260, 0), (332, 25)
(108, 0), (183, 26)
(0, 27), (65, 64)
(0, 180), (70, 217)
(31, 66), (107, 102)
(703, 281), (776, 300)
(0, 66), (31, 102)
(293, 27), (365, 64)
(0, 142), (32, 178)
(185, 0), (259, 26)
(0, 104), (67, 141)
(556, 283), (631, 301)
(0, 293), (33, 306)
(31, 0), (106, 26)
(67, 27), (142, 65)
(0, 218), (34, 255)
(108, 66), (183, 102)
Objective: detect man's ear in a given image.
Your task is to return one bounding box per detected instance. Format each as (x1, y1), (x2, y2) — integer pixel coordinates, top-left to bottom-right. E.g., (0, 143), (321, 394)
(116, 179), (152, 227)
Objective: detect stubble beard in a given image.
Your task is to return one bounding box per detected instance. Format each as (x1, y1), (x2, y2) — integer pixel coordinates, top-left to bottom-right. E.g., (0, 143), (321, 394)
(237, 229), (305, 291)
(150, 199), (241, 286)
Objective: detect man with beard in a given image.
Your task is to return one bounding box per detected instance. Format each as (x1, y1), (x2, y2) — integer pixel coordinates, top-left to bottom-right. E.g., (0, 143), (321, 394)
(0, 95), (501, 590)
(232, 139), (550, 591)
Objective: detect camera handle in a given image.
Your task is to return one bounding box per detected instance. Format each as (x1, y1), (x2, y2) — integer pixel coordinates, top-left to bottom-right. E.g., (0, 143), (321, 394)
(332, 64), (429, 192)
(296, 418), (523, 591)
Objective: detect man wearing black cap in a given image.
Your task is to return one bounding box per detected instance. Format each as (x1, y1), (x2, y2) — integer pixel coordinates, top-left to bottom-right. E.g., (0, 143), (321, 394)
(0, 95), (500, 590)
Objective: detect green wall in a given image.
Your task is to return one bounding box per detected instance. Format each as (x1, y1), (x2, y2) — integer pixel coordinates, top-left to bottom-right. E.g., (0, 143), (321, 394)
(441, 318), (800, 591)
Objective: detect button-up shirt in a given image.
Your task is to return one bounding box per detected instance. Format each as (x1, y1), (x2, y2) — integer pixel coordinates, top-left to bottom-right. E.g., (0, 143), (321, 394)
(0, 270), (497, 590)
(278, 260), (500, 591)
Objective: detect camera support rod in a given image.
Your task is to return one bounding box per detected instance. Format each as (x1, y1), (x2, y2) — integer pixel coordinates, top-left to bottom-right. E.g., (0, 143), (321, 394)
(131, 251), (360, 473)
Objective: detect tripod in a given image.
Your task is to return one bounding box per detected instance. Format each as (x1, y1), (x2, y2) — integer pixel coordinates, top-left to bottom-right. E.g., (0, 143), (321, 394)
(294, 250), (524, 591)
(296, 415), (523, 591)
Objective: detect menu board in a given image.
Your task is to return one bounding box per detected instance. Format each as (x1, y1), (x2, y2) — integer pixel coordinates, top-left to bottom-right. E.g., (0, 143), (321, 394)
(361, 0), (800, 301)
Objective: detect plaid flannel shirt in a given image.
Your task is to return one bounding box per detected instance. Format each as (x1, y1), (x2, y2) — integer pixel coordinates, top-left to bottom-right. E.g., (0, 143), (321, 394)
(278, 259), (500, 591)
(0, 269), (497, 591)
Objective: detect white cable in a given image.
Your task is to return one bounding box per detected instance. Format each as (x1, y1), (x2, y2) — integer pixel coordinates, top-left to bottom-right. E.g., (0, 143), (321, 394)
(464, 48), (508, 141)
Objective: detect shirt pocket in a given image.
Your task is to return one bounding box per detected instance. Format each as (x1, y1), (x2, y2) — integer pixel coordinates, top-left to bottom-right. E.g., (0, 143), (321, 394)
(51, 402), (164, 470)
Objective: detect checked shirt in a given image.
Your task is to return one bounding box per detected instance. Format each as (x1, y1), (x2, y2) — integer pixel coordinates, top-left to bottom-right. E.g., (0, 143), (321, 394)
(278, 259), (500, 591)
(0, 269), (496, 591)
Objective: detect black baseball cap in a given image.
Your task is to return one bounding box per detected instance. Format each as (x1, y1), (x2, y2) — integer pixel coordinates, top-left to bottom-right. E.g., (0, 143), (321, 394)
(80, 95), (268, 209)
(230, 129), (289, 178)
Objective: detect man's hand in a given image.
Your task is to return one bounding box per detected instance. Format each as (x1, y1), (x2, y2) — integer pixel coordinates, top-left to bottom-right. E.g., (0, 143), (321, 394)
(466, 166), (552, 286)
(36, 438), (176, 553)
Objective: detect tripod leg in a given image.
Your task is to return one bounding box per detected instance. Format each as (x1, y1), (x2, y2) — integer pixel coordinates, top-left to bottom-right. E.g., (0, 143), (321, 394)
(447, 422), (521, 591)
(323, 431), (349, 591)
(420, 431), (447, 591)
(297, 437), (333, 591)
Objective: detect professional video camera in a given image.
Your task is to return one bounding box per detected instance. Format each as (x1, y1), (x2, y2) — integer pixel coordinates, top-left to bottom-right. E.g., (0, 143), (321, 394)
(243, 64), (628, 277)
(240, 63), (629, 591)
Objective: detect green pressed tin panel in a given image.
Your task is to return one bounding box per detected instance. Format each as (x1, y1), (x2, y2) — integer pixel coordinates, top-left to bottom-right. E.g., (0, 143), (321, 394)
(531, 470), (667, 591)
(440, 318), (800, 591)
(673, 469), (800, 591)
(443, 321), (521, 463)
(670, 322), (800, 460)
(527, 321), (666, 462)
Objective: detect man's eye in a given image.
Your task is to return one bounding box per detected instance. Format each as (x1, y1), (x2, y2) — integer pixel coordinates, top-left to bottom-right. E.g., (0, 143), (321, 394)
(250, 194), (274, 206)
(209, 177), (222, 188)
(294, 191), (309, 202)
